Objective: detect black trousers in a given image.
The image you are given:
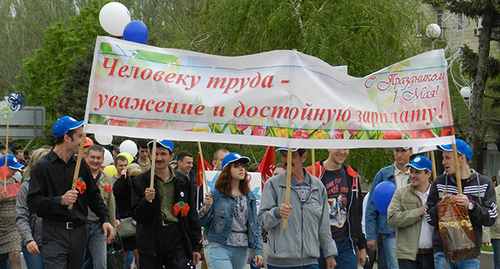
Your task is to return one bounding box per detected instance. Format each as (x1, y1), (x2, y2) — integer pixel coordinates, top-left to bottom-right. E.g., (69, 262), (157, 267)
(139, 223), (188, 269)
(42, 224), (87, 269)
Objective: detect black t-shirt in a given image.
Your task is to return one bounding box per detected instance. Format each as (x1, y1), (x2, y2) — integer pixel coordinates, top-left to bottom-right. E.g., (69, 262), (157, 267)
(321, 168), (349, 242)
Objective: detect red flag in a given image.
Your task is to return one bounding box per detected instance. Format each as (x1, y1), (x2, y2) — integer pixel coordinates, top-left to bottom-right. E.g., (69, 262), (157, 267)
(197, 153), (213, 188)
(258, 146), (275, 189)
(0, 162), (8, 181)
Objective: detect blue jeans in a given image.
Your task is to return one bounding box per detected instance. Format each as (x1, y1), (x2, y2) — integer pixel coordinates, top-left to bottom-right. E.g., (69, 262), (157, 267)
(22, 246), (44, 269)
(125, 251), (135, 268)
(377, 233), (398, 269)
(209, 242), (248, 269)
(398, 254), (434, 269)
(268, 265), (319, 269)
(83, 222), (107, 269)
(0, 254), (9, 269)
(492, 239), (500, 269)
(319, 238), (357, 269)
(433, 252), (480, 269)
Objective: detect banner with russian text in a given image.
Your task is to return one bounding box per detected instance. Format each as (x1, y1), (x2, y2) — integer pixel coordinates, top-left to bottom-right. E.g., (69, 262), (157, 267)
(85, 36), (455, 148)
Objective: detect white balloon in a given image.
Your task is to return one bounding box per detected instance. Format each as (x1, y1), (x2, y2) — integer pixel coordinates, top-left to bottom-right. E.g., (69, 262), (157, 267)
(95, 133), (113, 145)
(120, 140), (138, 157)
(99, 2), (131, 36)
(103, 149), (113, 166)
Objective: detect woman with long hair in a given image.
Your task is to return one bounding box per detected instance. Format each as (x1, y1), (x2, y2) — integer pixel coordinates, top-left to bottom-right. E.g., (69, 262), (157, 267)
(199, 153), (263, 269)
(113, 163), (142, 268)
(15, 148), (50, 269)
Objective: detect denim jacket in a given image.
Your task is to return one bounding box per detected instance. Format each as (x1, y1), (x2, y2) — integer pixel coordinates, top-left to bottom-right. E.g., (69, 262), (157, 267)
(365, 164), (398, 240)
(199, 188), (263, 256)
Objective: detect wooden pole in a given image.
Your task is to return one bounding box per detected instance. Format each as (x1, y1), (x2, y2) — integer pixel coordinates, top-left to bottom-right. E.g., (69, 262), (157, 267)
(283, 148), (292, 229)
(68, 132), (87, 210)
(452, 143), (462, 194)
(4, 114), (9, 190)
(149, 139), (157, 189)
(146, 139), (157, 203)
(197, 142), (209, 194)
(430, 151), (437, 180)
(311, 149), (315, 177)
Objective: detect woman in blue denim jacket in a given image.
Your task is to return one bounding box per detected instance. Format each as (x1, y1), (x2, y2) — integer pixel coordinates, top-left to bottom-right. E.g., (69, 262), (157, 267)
(199, 152), (263, 269)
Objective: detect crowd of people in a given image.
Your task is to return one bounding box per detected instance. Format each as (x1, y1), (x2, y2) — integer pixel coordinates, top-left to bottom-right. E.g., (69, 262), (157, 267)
(0, 115), (499, 269)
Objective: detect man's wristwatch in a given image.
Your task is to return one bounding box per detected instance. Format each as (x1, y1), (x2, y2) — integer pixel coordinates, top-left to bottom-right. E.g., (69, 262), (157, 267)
(468, 202), (474, 210)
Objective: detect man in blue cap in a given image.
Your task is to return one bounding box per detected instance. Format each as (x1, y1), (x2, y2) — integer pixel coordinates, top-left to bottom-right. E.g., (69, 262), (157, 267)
(27, 116), (114, 268)
(425, 139), (497, 268)
(131, 139), (202, 268)
(365, 147), (412, 269)
(387, 156), (434, 269)
(258, 148), (337, 269)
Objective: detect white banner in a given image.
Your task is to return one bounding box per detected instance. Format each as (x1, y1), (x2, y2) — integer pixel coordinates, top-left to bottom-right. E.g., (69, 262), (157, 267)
(85, 36), (455, 148)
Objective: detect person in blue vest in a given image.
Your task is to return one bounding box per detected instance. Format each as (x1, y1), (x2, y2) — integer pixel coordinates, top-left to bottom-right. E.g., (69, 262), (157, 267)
(365, 147), (413, 269)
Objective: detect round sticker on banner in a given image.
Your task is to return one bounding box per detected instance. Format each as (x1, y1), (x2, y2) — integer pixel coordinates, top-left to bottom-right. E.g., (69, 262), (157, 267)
(180, 191), (185, 197)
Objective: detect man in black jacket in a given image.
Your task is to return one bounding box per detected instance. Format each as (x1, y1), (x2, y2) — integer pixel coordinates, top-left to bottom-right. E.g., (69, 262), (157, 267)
(27, 116), (114, 269)
(307, 149), (366, 269)
(131, 139), (201, 269)
(425, 139), (497, 268)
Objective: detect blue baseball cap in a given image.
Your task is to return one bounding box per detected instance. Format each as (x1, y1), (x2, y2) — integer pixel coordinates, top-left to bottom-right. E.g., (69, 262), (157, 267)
(276, 147), (298, 152)
(221, 152), (250, 170)
(0, 155), (24, 170)
(52, 116), (83, 139)
(147, 140), (174, 153)
(437, 139), (472, 160)
(405, 155), (432, 172)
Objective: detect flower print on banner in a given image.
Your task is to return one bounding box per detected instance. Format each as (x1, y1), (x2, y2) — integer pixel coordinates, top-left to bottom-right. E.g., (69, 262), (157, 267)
(441, 126), (454, 137)
(292, 129), (308, 139)
(108, 118), (129, 127)
(331, 130), (344, 139)
(381, 130), (405, 140)
(406, 129), (436, 139)
(135, 119), (167, 129)
(251, 126), (266, 136)
(274, 128), (289, 138)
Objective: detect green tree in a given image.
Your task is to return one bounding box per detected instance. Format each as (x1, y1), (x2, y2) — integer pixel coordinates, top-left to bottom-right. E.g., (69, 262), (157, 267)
(14, 0), (105, 120)
(438, 0), (500, 170)
(191, 0), (426, 181)
(0, 0), (82, 95)
(193, 0), (425, 76)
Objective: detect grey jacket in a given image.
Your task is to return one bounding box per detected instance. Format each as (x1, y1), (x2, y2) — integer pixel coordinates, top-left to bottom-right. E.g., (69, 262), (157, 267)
(258, 169), (337, 267)
(15, 181), (43, 246)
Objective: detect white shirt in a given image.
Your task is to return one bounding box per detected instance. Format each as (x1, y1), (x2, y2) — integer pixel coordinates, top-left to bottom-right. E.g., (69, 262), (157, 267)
(417, 186), (434, 249)
(394, 163), (410, 189)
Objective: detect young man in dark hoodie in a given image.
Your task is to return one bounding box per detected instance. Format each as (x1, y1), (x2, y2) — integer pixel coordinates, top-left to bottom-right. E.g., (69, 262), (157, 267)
(425, 139), (497, 268)
(307, 149), (366, 269)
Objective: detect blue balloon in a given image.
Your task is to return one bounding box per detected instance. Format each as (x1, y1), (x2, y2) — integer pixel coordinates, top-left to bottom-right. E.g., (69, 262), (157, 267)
(123, 21), (148, 44)
(373, 181), (397, 216)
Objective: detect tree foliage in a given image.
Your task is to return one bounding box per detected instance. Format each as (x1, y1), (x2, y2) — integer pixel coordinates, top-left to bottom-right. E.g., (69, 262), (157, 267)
(437, 0), (500, 170)
(193, 0), (426, 76)
(14, 0), (105, 120)
(0, 0), (81, 94)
